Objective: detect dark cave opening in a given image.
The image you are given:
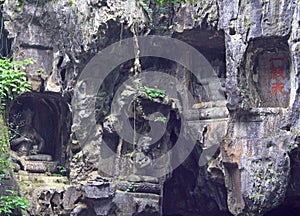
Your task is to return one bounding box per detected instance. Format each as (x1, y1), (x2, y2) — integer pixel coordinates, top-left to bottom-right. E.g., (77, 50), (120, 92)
(263, 196), (300, 216)
(8, 92), (71, 164)
(162, 159), (199, 216)
(162, 151), (233, 216)
(162, 26), (230, 216)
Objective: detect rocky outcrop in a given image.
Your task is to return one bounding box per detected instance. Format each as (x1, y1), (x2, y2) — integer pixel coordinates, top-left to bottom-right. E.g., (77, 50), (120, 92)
(172, 0), (299, 215)
(1, 0), (300, 215)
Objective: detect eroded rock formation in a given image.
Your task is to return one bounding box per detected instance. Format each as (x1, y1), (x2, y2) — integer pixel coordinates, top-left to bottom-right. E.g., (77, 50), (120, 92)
(1, 0), (300, 215)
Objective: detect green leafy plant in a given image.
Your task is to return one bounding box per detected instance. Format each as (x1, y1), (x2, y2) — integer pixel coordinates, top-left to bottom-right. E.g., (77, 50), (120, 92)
(0, 57), (32, 185)
(0, 57), (33, 113)
(124, 183), (138, 193)
(143, 86), (166, 100)
(154, 116), (167, 122)
(0, 190), (30, 215)
(249, 194), (265, 199)
(56, 165), (67, 176)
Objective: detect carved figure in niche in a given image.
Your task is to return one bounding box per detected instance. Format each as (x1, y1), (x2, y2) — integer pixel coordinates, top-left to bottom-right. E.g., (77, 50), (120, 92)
(133, 136), (153, 169)
(10, 108), (45, 157)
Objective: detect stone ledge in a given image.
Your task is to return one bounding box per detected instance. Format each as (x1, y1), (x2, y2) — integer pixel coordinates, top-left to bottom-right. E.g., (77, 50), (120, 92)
(23, 160), (58, 173)
(115, 182), (161, 195)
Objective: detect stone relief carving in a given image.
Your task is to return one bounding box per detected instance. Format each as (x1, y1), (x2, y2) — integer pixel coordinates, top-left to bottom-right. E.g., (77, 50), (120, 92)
(10, 108), (46, 158)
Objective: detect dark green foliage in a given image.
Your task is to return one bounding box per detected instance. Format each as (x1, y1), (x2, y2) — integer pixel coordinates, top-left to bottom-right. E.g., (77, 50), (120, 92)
(0, 57), (32, 113)
(0, 57), (32, 215)
(0, 190), (30, 215)
(56, 165), (67, 177)
(143, 86), (166, 100)
(154, 116), (167, 122)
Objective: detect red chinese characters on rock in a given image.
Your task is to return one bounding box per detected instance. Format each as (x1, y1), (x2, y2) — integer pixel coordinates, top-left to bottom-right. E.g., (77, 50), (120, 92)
(271, 82), (285, 96)
(269, 58), (285, 96)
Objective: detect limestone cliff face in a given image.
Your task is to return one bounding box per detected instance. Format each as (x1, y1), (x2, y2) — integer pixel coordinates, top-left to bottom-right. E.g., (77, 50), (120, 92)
(2, 0), (300, 215)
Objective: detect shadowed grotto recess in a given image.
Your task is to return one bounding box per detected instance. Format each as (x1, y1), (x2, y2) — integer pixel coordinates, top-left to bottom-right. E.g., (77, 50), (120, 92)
(162, 25), (232, 216)
(263, 196), (300, 216)
(8, 92), (71, 167)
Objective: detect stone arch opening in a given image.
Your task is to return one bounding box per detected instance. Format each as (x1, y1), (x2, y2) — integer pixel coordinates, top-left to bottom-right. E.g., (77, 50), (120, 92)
(8, 92), (71, 165)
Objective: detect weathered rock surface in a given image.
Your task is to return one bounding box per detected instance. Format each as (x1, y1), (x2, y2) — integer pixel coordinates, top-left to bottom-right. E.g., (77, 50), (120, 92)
(1, 0), (300, 215)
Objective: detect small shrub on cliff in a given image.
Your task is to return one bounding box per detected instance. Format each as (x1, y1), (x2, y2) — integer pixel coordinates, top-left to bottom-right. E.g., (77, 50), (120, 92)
(0, 57), (32, 213)
(154, 116), (167, 122)
(0, 190), (30, 216)
(0, 57), (32, 178)
(143, 86), (166, 100)
(0, 57), (32, 114)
